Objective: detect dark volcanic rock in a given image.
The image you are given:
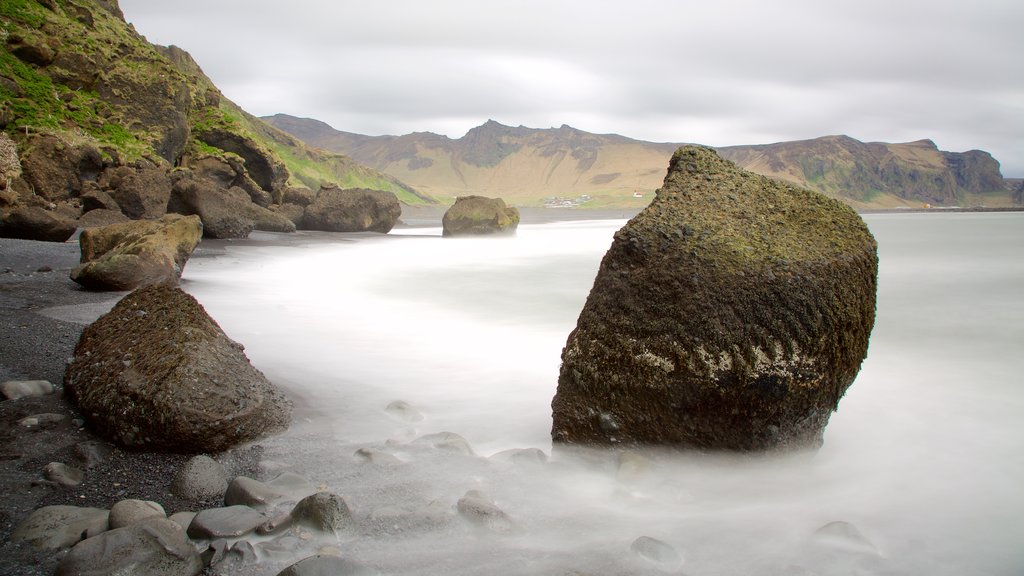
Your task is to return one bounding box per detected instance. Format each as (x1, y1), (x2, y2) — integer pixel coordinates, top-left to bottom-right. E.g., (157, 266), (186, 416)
(64, 285), (292, 452)
(303, 185), (401, 233)
(18, 134), (104, 202)
(98, 165), (173, 220)
(169, 174), (295, 238)
(441, 195), (520, 237)
(551, 146), (877, 451)
(194, 128), (288, 194)
(0, 206), (76, 242)
(71, 214), (203, 291)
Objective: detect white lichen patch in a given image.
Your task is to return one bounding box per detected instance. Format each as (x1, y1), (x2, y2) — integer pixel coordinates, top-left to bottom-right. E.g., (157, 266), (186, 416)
(637, 350), (675, 373)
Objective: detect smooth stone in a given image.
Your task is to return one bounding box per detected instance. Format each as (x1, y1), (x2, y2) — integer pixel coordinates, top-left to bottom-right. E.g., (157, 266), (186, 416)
(276, 554), (376, 576)
(224, 472), (316, 509)
(384, 399), (424, 422)
(1, 379), (55, 400)
(187, 505), (268, 540)
(631, 535), (683, 566)
(109, 499), (165, 529)
(490, 447), (548, 466)
(810, 521), (880, 555)
(44, 462), (84, 486)
(10, 505), (109, 549)
(171, 454), (228, 501)
(55, 517), (202, 576)
(413, 431), (474, 455)
(290, 492), (356, 535)
(456, 490), (516, 534)
(17, 413), (67, 429)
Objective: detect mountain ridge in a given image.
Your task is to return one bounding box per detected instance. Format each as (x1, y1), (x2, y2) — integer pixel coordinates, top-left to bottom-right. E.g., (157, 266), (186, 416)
(266, 114), (1016, 210)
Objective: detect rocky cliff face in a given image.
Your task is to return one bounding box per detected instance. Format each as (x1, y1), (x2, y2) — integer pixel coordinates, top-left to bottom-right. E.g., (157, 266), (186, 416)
(0, 0), (430, 240)
(267, 115), (1017, 210)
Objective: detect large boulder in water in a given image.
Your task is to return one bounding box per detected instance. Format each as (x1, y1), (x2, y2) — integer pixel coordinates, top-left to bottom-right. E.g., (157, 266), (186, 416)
(71, 214), (202, 291)
(551, 146), (877, 451)
(442, 195), (520, 237)
(64, 285), (292, 452)
(303, 185), (401, 233)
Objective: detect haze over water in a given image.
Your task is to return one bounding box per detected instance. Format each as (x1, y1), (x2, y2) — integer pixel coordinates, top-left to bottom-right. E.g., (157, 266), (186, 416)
(182, 213), (1024, 575)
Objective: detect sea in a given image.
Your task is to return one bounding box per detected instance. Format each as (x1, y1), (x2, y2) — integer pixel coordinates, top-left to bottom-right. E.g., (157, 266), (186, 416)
(180, 211), (1024, 575)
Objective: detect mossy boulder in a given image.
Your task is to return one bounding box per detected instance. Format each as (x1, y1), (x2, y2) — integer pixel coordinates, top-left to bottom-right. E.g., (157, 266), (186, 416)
(71, 213), (202, 290)
(303, 185), (401, 233)
(64, 285), (292, 452)
(441, 195), (520, 237)
(551, 146), (878, 451)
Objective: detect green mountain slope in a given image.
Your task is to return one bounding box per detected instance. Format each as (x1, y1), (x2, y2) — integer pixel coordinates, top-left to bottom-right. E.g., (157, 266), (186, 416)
(0, 0), (433, 213)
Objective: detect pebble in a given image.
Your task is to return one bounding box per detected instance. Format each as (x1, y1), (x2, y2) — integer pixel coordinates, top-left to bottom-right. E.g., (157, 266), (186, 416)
(171, 454), (228, 501)
(73, 440), (114, 469)
(44, 462), (84, 486)
(290, 491), (357, 535)
(224, 472), (316, 510)
(490, 447), (548, 466)
(1, 379), (55, 400)
(354, 447), (402, 465)
(187, 505), (268, 540)
(109, 499), (165, 529)
(55, 517), (201, 576)
(413, 431), (475, 455)
(456, 490), (516, 534)
(631, 535), (683, 567)
(384, 399), (424, 422)
(17, 412), (67, 429)
(10, 505), (109, 550)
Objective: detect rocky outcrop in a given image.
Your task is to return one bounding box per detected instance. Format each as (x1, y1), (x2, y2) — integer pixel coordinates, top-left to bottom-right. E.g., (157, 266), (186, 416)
(18, 134), (104, 202)
(97, 164), (172, 220)
(194, 128), (288, 194)
(442, 195), (520, 237)
(0, 206), (76, 242)
(303, 185), (401, 233)
(168, 174), (295, 239)
(64, 285), (292, 452)
(71, 214), (203, 291)
(551, 146), (878, 451)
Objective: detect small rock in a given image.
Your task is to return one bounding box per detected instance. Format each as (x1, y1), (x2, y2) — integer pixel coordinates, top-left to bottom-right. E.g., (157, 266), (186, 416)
(810, 521), (880, 555)
(187, 505), (268, 540)
(276, 554), (375, 576)
(490, 447), (548, 466)
(631, 535), (683, 567)
(385, 400), (424, 422)
(10, 505), (109, 549)
(1, 379), (55, 400)
(73, 440), (114, 469)
(224, 472), (316, 509)
(413, 431), (474, 455)
(171, 455), (228, 501)
(44, 462), (84, 487)
(290, 492), (356, 535)
(109, 499), (165, 529)
(354, 447), (402, 465)
(17, 413), (67, 429)
(456, 490), (515, 534)
(55, 517), (202, 576)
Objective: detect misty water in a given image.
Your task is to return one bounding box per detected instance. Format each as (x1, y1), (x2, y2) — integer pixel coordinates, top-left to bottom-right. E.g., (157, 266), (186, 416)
(181, 212), (1024, 576)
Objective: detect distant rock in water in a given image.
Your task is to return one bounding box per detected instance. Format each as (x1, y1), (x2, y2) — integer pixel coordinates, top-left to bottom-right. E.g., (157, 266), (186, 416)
(551, 146), (877, 451)
(442, 195), (520, 237)
(303, 185), (401, 233)
(64, 285), (292, 452)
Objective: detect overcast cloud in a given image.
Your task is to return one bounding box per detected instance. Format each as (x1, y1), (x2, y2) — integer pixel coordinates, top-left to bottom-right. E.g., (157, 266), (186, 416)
(119, 0), (1023, 175)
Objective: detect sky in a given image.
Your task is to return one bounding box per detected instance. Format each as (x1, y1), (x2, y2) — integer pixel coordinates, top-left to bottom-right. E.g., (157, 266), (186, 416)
(118, 0), (1023, 176)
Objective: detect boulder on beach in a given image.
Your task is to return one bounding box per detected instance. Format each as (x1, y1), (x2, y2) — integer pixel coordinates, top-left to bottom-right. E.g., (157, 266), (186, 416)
(441, 195), (520, 237)
(551, 146), (878, 451)
(55, 517), (201, 576)
(70, 213), (203, 291)
(64, 284), (292, 452)
(0, 206), (77, 242)
(303, 185), (401, 233)
(169, 174), (295, 238)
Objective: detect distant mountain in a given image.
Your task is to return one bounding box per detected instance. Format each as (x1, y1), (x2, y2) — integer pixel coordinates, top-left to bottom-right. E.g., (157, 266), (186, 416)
(265, 115), (1017, 209)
